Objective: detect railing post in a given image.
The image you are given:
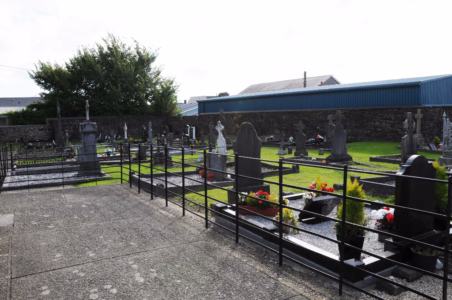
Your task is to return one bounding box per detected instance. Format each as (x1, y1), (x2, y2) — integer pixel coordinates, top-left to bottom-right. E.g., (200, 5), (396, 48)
(128, 143), (132, 188)
(150, 144), (154, 200)
(165, 145), (168, 207)
(278, 157), (283, 266)
(234, 152), (239, 243)
(182, 147), (185, 216)
(9, 143), (13, 170)
(138, 144), (141, 194)
(442, 176), (452, 299)
(339, 164), (348, 296)
(204, 149), (208, 228)
(120, 142), (123, 184)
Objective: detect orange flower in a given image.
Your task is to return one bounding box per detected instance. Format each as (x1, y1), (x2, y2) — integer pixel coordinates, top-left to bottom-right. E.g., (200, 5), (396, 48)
(332, 227), (335, 230)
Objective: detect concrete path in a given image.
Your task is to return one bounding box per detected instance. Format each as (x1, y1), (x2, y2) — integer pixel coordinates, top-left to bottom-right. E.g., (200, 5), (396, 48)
(0, 184), (353, 299)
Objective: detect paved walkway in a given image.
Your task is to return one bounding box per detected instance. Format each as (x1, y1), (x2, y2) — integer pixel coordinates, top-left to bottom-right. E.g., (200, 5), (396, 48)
(0, 184), (355, 299)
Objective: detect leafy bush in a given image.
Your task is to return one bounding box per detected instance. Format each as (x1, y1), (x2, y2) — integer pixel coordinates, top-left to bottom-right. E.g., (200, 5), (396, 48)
(433, 159), (448, 213)
(433, 136), (440, 145)
(335, 178), (367, 236)
(275, 208), (299, 233)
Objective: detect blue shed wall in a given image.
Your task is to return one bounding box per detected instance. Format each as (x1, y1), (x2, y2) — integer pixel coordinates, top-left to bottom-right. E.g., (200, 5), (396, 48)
(200, 85), (422, 113)
(420, 77), (452, 106)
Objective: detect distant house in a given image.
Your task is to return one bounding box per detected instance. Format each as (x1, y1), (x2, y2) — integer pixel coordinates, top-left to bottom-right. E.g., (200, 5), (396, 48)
(0, 97), (43, 114)
(239, 75), (340, 94)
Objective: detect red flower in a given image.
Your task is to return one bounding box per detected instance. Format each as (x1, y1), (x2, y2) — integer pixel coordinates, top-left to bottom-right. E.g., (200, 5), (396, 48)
(384, 207), (390, 211)
(324, 183), (328, 186)
(386, 214), (394, 224)
(331, 188), (335, 192)
(258, 200), (262, 204)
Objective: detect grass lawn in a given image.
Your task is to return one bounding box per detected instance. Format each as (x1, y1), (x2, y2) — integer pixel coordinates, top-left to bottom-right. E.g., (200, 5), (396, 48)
(75, 141), (442, 209)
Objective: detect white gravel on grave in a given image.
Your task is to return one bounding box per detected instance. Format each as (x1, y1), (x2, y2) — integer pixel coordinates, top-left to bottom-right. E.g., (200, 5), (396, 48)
(241, 197), (383, 258)
(7, 172), (97, 187)
(143, 174), (224, 188)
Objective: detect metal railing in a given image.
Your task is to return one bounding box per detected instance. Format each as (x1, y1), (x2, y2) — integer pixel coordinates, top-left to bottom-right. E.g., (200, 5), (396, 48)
(119, 143), (451, 300)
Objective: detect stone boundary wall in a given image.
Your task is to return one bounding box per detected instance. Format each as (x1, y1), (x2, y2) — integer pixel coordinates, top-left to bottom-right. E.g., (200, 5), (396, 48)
(3, 105), (452, 143)
(0, 125), (53, 142)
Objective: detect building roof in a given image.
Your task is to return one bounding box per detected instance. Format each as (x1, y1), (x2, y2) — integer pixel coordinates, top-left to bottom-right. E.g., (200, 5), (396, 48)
(239, 75), (340, 94)
(177, 102), (198, 116)
(0, 97), (43, 114)
(199, 74), (452, 103)
(187, 96), (216, 104)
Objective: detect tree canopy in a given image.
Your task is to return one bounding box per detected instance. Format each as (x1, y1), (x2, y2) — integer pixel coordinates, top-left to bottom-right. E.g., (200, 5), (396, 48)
(7, 34), (180, 124)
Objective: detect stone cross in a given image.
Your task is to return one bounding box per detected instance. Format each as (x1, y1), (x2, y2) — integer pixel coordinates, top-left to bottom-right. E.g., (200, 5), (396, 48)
(124, 123), (128, 140)
(401, 112), (417, 163)
(415, 109), (423, 135)
(295, 120), (305, 132)
(85, 100), (90, 121)
(294, 120), (308, 156)
(335, 110), (343, 125)
(403, 112), (415, 134)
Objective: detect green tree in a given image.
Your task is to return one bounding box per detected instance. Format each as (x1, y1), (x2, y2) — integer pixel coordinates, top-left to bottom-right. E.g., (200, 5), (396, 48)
(6, 34), (179, 124)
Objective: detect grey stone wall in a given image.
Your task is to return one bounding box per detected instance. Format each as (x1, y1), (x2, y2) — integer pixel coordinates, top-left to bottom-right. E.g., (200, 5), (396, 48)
(3, 105), (451, 144)
(0, 125), (53, 142)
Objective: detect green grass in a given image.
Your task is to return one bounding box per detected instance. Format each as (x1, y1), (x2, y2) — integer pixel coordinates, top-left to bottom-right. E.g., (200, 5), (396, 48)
(75, 141), (441, 208)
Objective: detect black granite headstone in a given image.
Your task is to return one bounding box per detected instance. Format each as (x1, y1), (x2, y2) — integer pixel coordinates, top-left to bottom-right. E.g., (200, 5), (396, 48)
(394, 155), (436, 240)
(294, 119), (308, 156)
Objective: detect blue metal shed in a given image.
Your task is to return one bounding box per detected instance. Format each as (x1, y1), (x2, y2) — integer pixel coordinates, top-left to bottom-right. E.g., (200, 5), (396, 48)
(197, 75), (452, 114)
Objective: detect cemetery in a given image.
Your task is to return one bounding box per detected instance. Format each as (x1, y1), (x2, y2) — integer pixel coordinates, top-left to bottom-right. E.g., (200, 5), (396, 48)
(0, 104), (451, 300)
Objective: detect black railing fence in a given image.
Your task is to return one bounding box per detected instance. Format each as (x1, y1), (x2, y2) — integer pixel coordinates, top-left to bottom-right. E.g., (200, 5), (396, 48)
(119, 143), (451, 300)
(0, 141), (450, 299)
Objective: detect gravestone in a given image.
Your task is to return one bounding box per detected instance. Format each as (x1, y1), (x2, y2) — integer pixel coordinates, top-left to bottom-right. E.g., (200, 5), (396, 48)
(439, 112), (452, 166)
(429, 143), (437, 151)
(216, 121), (227, 155)
(153, 146), (164, 164)
(324, 115), (335, 149)
(208, 122), (216, 147)
(138, 144), (147, 160)
(148, 121), (153, 143)
(168, 133), (174, 147)
(55, 101), (65, 147)
(227, 122), (270, 204)
(200, 130), (206, 145)
(208, 122), (228, 181)
(220, 111), (232, 145)
(65, 129), (69, 147)
(294, 120), (308, 156)
(124, 123), (128, 140)
(110, 130), (115, 140)
(393, 155), (436, 240)
(78, 100), (101, 175)
(414, 109), (425, 146)
(325, 110), (352, 162)
(401, 112), (418, 164)
(298, 195), (341, 224)
(191, 126), (196, 141)
(277, 132), (288, 155)
(141, 125), (148, 142)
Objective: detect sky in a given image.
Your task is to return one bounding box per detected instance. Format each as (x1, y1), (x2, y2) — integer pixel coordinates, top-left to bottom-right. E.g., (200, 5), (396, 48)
(1, 0), (452, 102)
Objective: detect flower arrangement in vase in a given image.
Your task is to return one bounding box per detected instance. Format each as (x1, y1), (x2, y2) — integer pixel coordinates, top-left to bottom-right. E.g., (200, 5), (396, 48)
(238, 190), (287, 217)
(274, 208), (300, 234)
(371, 206), (394, 242)
(309, 174), (335, 197)
(207, 174), (215, 182)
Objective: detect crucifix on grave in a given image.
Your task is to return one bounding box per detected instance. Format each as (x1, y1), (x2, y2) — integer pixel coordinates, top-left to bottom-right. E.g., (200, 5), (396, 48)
(414, 109), (424, 146)
(325, 110), (352, 162)
(324, 115), (335, 149)
(294, 120), (308, 156)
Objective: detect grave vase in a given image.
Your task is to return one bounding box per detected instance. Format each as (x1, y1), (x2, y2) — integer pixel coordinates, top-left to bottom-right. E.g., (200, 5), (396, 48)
(336, 234), (365, 261)
(411, 249), (438, 272)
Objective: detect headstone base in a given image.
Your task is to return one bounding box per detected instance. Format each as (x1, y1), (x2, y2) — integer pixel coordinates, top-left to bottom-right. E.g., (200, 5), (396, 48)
(227, 185), (270, 204)
(277, 149), (288, 155)
(325, 154), (353, 162)
(438, 156), (452, 167)
(384, 230), (441, 262)
(78, 162), (101, 176)
(298, 195), (341, 223)
(294, 150), (308, 156)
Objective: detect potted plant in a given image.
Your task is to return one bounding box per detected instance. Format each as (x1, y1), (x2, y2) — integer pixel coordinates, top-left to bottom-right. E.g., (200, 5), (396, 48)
(207, 174), (215, 182)
(334, 178), (368, 260)
(433, 136), (440, 149)
(274, 208), (300, 234)
(199, 169), (205, 178)
(411, 246), (440, 272)
(238, 190), (287, 217)
(371, 207), (394, 242)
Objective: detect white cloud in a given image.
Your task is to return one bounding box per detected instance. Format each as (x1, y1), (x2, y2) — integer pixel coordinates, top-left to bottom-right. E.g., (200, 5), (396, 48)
(1, 0), (451, 102)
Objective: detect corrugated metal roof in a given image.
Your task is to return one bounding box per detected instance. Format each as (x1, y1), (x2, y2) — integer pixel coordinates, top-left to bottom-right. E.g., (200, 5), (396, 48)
(177, 102), (198, 116)
(187, 96), (216, 103)
(0, 97), (43, 113)
(198, 75), (452, 103)
(239, 75), (339, 94)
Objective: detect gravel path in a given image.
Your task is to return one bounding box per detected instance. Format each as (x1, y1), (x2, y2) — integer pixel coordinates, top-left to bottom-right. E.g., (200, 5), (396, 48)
(143, 174), (231, 188)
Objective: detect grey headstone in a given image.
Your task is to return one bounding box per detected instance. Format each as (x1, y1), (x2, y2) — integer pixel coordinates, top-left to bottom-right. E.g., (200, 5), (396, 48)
(78, 120), (100, 175)
(277, 132), (288, 155)
(168, 133), (174, 147)
(294, 120), (308, 156)
(324, 114), (335, 149)
(401, 112), (418, 163)
(208, 152), (227, 181)
(325, 110), (352, 162)
(394, 155), (435, 240)
(232, 122), (264, 189)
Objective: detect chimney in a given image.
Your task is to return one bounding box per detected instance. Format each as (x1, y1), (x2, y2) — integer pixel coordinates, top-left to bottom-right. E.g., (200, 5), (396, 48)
(218, 92), (229, 97)
(320, 81), (323, 85)
(184, 100), (187, 104)
(303, 71), (307, 88)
